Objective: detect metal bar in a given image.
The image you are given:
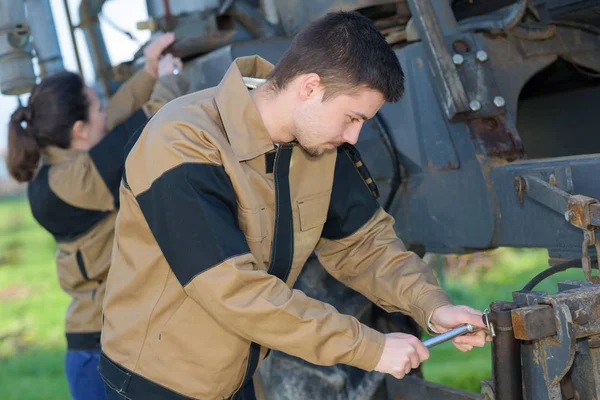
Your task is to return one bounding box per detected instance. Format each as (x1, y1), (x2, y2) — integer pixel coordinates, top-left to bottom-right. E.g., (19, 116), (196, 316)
(79, 0), (113, 96)
(511, 305), (557, 340)
(406, 0), (470, 120)
(62, 0), (83, 77)
(491, 301), (522, 400)
(522, 175), (570, 216)
(385, 375), (483, 400)
(422, 324), (479, 348)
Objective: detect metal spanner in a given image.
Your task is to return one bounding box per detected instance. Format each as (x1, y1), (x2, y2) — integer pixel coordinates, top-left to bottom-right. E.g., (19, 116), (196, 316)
(422, 324), (481, 348)
(422, 310), (495, 349)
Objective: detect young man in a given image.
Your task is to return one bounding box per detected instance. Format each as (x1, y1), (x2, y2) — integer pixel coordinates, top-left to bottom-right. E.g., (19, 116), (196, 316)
(99, 11), (488, 400)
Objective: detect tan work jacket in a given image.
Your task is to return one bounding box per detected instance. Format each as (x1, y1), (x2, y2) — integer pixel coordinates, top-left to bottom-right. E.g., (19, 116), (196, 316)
(27, 70), (188, 350)
(100, 56), (452, 399)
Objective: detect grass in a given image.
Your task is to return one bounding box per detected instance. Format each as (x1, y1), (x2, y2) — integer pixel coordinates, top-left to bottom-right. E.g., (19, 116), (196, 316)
(0, 195), (589, 398)
(0, 195), (71, 399)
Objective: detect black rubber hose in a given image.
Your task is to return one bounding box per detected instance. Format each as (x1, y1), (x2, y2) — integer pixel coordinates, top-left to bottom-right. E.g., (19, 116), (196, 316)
(522, 258), (596, 291)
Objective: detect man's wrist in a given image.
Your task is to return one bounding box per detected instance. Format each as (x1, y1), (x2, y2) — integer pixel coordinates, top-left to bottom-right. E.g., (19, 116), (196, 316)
(427, 310), (441, 334)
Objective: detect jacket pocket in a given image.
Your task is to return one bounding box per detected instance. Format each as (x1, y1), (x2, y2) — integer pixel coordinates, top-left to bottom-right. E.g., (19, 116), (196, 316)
(237, 205), (266, 242)
(78, 216), (116, 281)
(297, 190), (331, 232)
(56, 248), (85, 291)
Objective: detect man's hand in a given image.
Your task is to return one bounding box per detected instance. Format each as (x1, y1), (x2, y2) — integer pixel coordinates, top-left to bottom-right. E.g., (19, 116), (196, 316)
(374, 333), (430, 379)
(144, 32), (176, 78)
(430, 305), (492, 352)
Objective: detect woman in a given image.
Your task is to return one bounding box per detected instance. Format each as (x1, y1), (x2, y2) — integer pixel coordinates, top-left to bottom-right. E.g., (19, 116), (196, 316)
(6, 33), (188, 400)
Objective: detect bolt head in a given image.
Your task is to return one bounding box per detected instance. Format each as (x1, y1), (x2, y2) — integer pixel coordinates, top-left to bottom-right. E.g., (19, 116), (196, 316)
(476, 50), (489, 62)
(574, 309), (590, 325)
(493, 96), (505, 108)
(452, 54), (464, 66)
(565, 210), (574, 222)
(469, 100), (481, 112)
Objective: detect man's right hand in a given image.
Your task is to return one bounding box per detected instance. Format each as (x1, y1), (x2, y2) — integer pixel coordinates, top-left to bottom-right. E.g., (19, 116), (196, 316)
(374, 333), (430, 379)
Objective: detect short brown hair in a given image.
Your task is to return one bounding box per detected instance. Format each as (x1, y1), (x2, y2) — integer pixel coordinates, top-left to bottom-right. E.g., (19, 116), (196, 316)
(269, 11), (404, 102)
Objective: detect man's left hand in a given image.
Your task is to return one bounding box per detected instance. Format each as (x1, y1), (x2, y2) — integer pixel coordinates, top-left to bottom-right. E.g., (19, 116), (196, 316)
(430, 305), (492, 352)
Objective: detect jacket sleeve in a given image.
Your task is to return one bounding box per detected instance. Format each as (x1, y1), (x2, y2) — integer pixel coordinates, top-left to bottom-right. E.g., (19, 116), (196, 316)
(142, 74), (190, 117)
(315, 145), (453, 333)
(133, 126), (385, 372)
(104, 69), (156, 131)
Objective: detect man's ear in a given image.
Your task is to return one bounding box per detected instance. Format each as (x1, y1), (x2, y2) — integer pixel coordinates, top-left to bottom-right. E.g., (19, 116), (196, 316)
(71, 120), (89, 142)
(298, 73), (322, 101)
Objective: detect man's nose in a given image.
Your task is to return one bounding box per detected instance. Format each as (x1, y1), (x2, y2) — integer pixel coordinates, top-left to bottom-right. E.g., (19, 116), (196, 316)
(342, 123), (362, 145)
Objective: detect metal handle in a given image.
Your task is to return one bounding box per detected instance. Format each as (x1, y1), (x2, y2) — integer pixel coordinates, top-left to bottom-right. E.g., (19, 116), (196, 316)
(422, 323), (480, 348)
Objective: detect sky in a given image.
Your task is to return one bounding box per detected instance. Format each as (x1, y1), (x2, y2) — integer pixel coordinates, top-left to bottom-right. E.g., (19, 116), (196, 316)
(0, 0), (152, 153)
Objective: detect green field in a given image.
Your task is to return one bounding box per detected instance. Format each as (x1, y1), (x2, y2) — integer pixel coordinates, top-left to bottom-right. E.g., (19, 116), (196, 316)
(0, 195), (586, 398)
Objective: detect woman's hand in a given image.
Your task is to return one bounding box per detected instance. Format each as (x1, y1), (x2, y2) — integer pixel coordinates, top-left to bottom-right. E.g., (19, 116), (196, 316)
(144, 32), (176, 78)
(157, 53), (183, 77)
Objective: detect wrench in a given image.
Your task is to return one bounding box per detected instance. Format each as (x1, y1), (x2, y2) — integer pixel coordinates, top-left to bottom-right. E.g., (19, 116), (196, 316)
(422, 323), (482, 349)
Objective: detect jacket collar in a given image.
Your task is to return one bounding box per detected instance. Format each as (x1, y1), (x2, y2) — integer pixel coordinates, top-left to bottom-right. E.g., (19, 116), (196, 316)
(42, 146), (81, 165)
(214, 56), (276, 162)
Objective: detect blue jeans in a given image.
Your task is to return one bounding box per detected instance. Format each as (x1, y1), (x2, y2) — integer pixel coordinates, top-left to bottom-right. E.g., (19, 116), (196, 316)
(65, 350), (108, 400)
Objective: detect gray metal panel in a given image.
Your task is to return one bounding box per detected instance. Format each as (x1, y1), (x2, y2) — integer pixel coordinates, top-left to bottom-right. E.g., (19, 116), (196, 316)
(273, 0), (397, 35)
(387, 43), (495, 252)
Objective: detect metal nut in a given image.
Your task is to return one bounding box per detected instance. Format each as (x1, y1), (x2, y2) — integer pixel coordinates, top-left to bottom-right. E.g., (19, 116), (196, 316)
(452, 54), (464, 66)
(469, 100), (481, 112)
(476, 50), (489, 62)
(493, 96), (505, 108)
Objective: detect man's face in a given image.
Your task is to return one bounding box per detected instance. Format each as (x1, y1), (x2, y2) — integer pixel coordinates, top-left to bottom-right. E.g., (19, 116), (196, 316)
(292, 86), (385, 157)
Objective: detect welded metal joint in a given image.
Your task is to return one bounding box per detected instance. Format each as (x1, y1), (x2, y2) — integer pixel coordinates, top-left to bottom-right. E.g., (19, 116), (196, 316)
(566, 195), (598, 230)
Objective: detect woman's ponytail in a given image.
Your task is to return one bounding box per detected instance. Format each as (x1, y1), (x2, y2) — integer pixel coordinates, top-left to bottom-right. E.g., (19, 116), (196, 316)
(7, 106), (40, 182)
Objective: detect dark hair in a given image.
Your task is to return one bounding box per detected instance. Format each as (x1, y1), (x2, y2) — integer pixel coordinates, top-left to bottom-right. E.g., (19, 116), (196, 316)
(7, 71), (89, 182)
(269, 11), (404, 102)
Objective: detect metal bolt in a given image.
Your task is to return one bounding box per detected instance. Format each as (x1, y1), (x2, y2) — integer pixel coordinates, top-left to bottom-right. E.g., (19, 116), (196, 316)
(469, 100), (481, 112)
(476, 50), (489, 62)
(493, 96), (505, 108)
(452, 54), (464, 66)
(565, 210), (574, 222)
(574, 309), (590, 325)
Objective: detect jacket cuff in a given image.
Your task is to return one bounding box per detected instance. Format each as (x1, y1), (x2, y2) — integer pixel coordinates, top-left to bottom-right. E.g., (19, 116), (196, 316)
(350, 325), (385, 372)
(410, 289), (454, 334)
